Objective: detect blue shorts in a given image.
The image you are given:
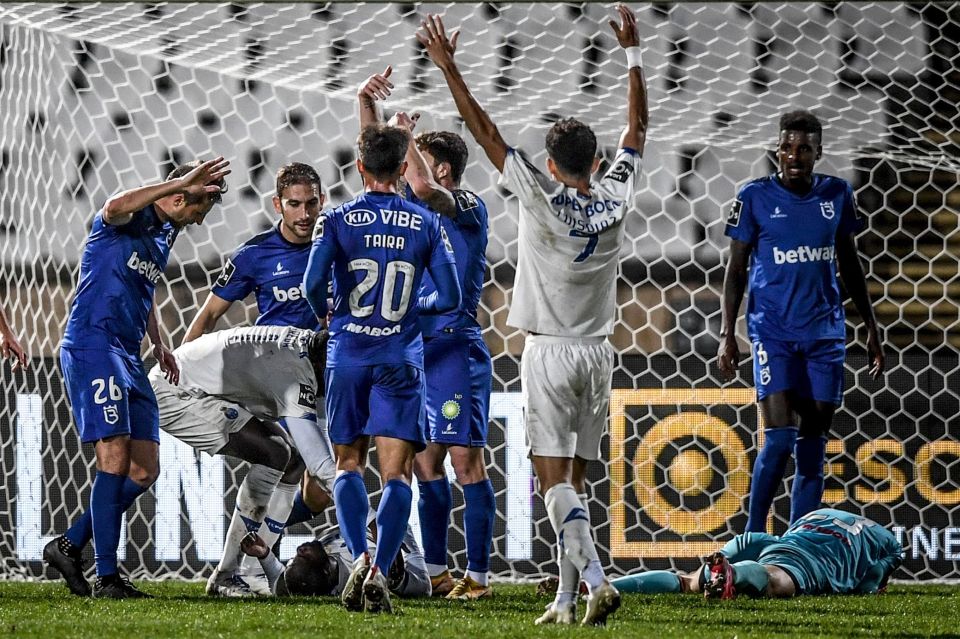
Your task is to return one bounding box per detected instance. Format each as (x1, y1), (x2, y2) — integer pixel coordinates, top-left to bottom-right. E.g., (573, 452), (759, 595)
(423, 335), (492, 447)
(325, 364), (426, 451)
(751, 338), (845, 405)
(60, 346), (160, 444)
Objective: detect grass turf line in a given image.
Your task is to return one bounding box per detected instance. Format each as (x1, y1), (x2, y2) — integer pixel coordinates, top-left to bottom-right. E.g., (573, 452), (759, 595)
(0, 583), (958, 638)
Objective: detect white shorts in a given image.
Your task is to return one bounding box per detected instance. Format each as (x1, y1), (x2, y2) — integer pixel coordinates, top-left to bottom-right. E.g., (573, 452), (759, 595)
(151, 374), (253, 455)
(520, 334), (614, 461)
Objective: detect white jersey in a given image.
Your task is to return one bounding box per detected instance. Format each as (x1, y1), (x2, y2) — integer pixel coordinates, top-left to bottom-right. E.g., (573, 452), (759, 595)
(499, 147), (641, 337)
(323, 527), (429, 597)
(161, 325), (319, 422)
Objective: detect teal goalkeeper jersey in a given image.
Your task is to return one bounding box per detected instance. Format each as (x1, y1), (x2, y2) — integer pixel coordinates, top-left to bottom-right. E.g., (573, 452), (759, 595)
(758, 508), (903, 594)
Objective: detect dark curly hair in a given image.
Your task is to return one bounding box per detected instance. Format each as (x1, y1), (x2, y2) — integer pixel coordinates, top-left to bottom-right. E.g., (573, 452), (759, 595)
(415, 131), (469, 184)
(358, 124), (409, 180)
(276, 162), (321, 198)
(545, 117), (597, 179)
(779, 110), (823, 141)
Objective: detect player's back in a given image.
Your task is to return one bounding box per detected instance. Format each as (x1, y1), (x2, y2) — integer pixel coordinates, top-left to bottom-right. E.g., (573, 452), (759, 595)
(212, 225), (319, 330)
(62, 206), (178, 354)
(765, 508), (902, 593)
(499, 148), (641, 337)
(410, 187), (488, 337)
(169, 325), (318, 421)
(321, 191), (452, 367)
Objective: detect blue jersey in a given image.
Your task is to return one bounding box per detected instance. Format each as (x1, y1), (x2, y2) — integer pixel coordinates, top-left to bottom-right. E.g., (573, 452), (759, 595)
(406, 186), (488, 338)
(759, 508), (902, 594)
(310, 192), (456, 368)
(62, 205), (179, 355)
(211, 223), (319, 330)
(725, 174), (863, 341)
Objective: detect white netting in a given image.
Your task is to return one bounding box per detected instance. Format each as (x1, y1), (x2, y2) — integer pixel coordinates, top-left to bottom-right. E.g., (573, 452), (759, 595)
(1, 2), (958, 582)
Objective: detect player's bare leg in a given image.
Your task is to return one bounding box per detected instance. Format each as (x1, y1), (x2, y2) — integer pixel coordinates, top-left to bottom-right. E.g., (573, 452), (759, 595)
(791, 398), (837, 523)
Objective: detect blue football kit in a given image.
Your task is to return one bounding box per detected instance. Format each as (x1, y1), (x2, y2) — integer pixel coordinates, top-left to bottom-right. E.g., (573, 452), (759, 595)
(407, 186), (493, 448)
(304, 191), (458, 450)
(60, 205), (179, 443)
(725, 174), (864, 404)
(212, 223), (319, 330)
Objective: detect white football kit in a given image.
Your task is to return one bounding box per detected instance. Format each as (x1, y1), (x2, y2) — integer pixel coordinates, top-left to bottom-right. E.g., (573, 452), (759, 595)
(499, 147), (641, 459)
(149, 326), (330, 471)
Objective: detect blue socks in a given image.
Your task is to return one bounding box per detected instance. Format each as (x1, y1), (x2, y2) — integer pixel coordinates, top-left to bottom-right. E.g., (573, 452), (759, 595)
(791, 435), (827, 523)
(333, 471), (370, 559)
(374, 479), (413, 575)
(463, 479), (495, 574)
(746, 426), (798, 532)
(90, 471), (127, 576)
(418, 478), (452, 569)
(285, 490), (320, 528)
(65, 477), (146, 549)
(611, 570), (682, 594)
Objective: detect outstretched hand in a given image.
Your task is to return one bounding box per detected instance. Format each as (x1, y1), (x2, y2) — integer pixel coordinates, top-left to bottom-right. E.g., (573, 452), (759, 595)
(387, 111), (421, 133)
(416, 14), (460, 70)
(241, 531), (269, 559)
(359, 65), (394, 103)
(609, 4), (639, 48)
(179, 156), (231, 199)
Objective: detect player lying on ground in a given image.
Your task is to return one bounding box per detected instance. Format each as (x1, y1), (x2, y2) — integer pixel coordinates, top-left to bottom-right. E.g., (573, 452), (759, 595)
(607, 508), (902, 598)
(147, 325), (334, 597)
(357, 68), (496, 600)
(304, 123), (461, 614)
(417, 3), (646, 626)
(240, 521), (430, 598)
(46, 158), (230, 599)
(717, 109), (885, 532)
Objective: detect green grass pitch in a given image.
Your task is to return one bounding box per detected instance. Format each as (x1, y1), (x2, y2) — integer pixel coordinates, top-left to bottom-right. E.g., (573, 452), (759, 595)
(1, 582), (958, 638)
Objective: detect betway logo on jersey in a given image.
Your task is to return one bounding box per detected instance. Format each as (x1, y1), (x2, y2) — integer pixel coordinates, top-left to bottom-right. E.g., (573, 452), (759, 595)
(126, 251), (162, 284)
(273, 284), (305, 302)
(343, 322), (401, 337)
(773, 245), (836, 264)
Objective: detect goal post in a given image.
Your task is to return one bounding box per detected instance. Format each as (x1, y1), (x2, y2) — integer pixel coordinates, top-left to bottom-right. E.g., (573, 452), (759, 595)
(1, 2), (958, 582)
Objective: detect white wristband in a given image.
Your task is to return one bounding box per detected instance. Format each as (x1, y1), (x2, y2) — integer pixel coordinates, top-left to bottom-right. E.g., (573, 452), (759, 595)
(625, 46), (643, 69)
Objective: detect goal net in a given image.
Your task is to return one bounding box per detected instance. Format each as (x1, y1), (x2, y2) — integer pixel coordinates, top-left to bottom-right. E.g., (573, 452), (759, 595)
(1, 2), (958, 582)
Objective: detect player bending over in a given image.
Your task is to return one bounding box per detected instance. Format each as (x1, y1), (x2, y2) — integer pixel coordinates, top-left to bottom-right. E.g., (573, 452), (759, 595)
(718, 111), (884, 531)
(148, 325), (334, 597)
(46, 158), (230, 599)
(304, 123), (461, 614)
(240, 522), (430, 599)
(418, 4), (646, 625)
(357, 67), (495, 599)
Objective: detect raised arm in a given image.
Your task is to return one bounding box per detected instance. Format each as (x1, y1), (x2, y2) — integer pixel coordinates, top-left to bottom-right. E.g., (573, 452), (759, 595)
(358, 66), (392, 129)
(609, 5), (649, 154)
(102, 156), (230, 225)
(836, 232), (885, 379)
(389, 112), (457, 218)
(418, 15), (508, 173)
(182, 293), (233, 344)
(717, 240), (752, 381)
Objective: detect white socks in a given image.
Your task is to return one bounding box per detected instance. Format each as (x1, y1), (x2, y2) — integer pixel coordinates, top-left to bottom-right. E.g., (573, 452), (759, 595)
(545, 483), (605, 594)
(238, 480), (298, 578)
(218, 464), (283, 574)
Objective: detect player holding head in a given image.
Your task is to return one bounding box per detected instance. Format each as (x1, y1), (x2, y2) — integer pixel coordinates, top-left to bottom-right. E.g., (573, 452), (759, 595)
(240, 520), (431, 599)
(0, 305), (28, 371)
(704, 508), (902, 599)
(147, 325), (334, 598)
(46, 158), (231, 598)
(418, 4), (647, 625)
(357, 69), (495, 599)
(184, 162), (325, 341)
(717, 111), (885, 532)
(304, 123), (461, 613)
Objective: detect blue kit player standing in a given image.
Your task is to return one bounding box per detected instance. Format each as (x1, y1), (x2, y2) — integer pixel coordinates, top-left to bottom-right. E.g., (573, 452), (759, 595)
(304, 123), (461, 614)
(717, 110), (885, 532)
(184, 162), (325, 341)
(45, 158), (231, 598)
(356, 67), (495, 600)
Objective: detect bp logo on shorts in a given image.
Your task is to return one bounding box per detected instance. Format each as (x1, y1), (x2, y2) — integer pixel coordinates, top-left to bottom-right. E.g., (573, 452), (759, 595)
(441, 400), (461, 420)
